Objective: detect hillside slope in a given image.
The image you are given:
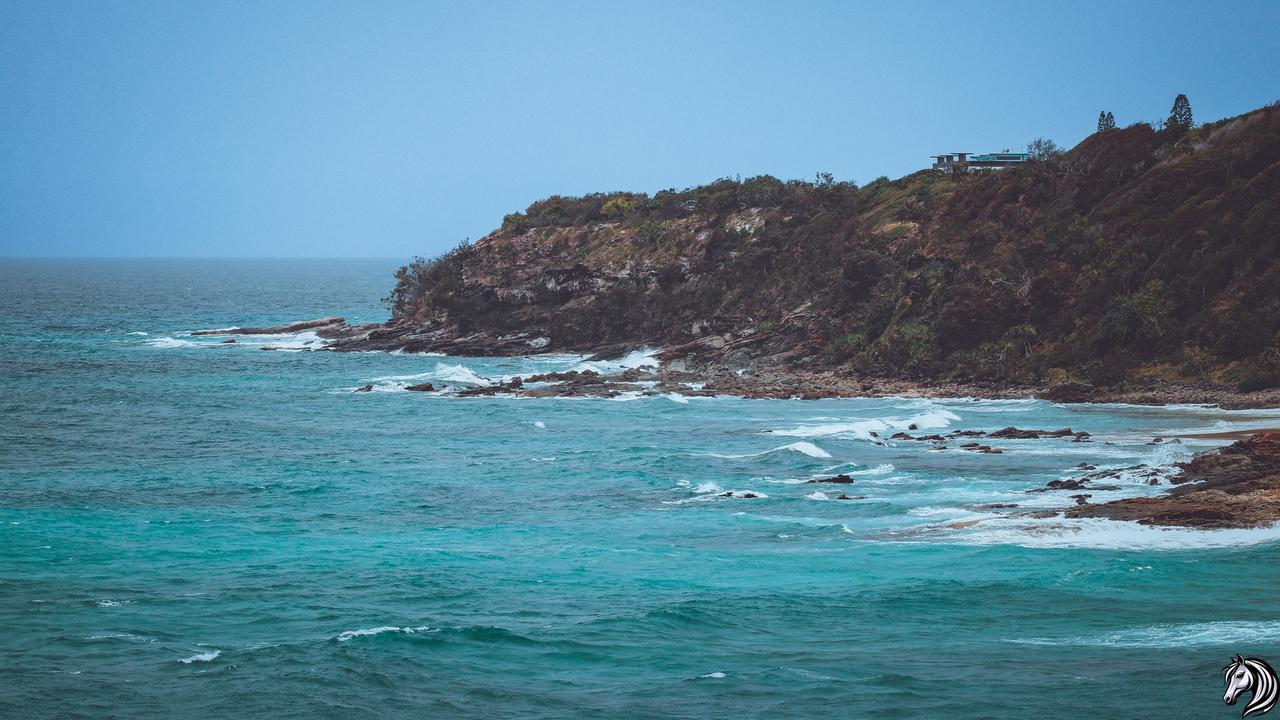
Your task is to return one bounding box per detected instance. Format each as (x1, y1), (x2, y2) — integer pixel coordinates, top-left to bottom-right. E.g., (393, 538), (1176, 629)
(337, 103), (1280, 394)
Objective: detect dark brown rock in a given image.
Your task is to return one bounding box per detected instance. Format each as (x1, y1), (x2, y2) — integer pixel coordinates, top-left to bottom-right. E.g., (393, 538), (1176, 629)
(806, 474), (854, 484)
(990, 427), (1041, 440)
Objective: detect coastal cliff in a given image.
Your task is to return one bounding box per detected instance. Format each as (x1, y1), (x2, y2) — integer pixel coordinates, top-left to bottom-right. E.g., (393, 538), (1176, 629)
(330, 102), (1280, 401)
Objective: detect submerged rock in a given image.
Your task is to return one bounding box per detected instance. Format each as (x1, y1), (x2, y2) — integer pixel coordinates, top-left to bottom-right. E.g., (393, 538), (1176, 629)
(405, 382), (436, 392)
(353, 384), (373, 393)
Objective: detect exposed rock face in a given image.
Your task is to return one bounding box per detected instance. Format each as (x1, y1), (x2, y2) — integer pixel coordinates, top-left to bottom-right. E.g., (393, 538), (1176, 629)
(1067, 432), (1280, 528)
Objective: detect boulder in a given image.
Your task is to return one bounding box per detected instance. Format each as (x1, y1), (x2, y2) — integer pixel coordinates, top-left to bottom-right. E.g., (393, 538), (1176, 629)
(806, 474), (854, 484)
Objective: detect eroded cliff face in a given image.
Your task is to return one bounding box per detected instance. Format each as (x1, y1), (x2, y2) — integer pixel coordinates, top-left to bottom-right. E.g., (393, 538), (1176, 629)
(336, 103), (1280, 391)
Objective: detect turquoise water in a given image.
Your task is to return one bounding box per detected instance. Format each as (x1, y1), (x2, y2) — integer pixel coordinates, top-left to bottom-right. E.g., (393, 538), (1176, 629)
(4, 259), (1280, 719)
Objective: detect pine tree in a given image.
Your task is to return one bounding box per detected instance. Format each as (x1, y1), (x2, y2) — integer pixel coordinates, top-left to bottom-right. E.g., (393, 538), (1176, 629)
(1105, 111), (1115, 130)
(1097, 111), (1116, 133)
(1168, 94), (1193, 133)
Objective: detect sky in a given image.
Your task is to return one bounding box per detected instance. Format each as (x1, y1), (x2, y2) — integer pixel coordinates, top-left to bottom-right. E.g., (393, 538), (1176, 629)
(1, 1), (1277, 258)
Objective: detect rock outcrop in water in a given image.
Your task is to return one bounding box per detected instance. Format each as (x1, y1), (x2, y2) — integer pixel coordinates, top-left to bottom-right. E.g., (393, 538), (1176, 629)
(319, 102), (1280, 404)
(193, 316), (346, 336)
(1067, 432), (1280, 528)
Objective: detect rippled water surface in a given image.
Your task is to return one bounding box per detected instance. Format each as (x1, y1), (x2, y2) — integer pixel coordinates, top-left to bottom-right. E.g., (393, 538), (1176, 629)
(4, 259), (1280, 719)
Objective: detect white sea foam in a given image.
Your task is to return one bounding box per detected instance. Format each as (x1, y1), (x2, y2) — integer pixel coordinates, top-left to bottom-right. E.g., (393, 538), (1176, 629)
(178, 649), (220, 663)
(571, 348), (660, 374)
(88, 632), (152, 642)
(699, 672), (727, 679)
(806, 491), (830, 501)
(1149, 440), (1195, 467)
(771, 409), (961, 440)
(372, 362), (491, 387)
(533, 421), (546, 429)
(95, 599), (133, 608)
(929, 398), (1042, 413)
(932, 515), (1280, 550)
(127, 331), (149, 336)
(664, 483), (766, 504)
(237, 330), (325, 351)
(867, 464), (899, 476)
(387, 348), (446, 356)
(335, 625), (432, 642)
(147, 336), (201, 349)
(665, 393), (690, 404)
(708, 441), (832, 460)
(1008, 621), (1280, 648)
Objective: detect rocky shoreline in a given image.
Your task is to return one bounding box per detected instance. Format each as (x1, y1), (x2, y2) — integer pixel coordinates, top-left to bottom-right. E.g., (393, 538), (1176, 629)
(223, 315), (1280, 408)
(1067, 432), (1280, 529)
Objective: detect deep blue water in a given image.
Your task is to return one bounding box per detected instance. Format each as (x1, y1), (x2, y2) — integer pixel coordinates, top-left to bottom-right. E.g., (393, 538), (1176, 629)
(4, 258), (1280, 719)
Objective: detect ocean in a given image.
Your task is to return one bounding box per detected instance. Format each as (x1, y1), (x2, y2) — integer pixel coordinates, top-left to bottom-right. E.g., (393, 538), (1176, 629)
(3, 258), (1280, 719)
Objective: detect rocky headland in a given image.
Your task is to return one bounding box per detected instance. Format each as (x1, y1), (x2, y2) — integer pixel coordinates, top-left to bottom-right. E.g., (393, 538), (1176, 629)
(312, 102), (1280, 407)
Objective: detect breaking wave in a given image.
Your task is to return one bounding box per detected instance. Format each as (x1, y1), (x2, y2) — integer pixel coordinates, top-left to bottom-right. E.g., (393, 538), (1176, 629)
(708, 441), (832, 459)
(334, 625), (433, 642)
(1009, 621), (1280, 648)
(771, 409), (961, 440)
(371, 363), (492, 387)
(147, 336), (201, 349)
(571, 348), (660, 374)
(178, 649), (221, 663)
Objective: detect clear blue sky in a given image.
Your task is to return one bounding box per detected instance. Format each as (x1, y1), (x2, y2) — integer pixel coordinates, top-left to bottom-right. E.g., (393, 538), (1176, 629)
(2, 0), (1277, 258)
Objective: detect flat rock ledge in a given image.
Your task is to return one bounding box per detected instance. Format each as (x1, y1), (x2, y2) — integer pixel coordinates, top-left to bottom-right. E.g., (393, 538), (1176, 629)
(192, 316), (347, 336)
(1067, 432), (1280, 529)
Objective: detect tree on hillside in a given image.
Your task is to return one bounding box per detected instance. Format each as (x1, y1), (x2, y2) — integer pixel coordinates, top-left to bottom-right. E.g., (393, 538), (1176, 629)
(1106, 111), (1115, 129)
(1168, 94), (1193, 133)
(1097, 111), (1116, 132)
(1026, 137), (1062, 161)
